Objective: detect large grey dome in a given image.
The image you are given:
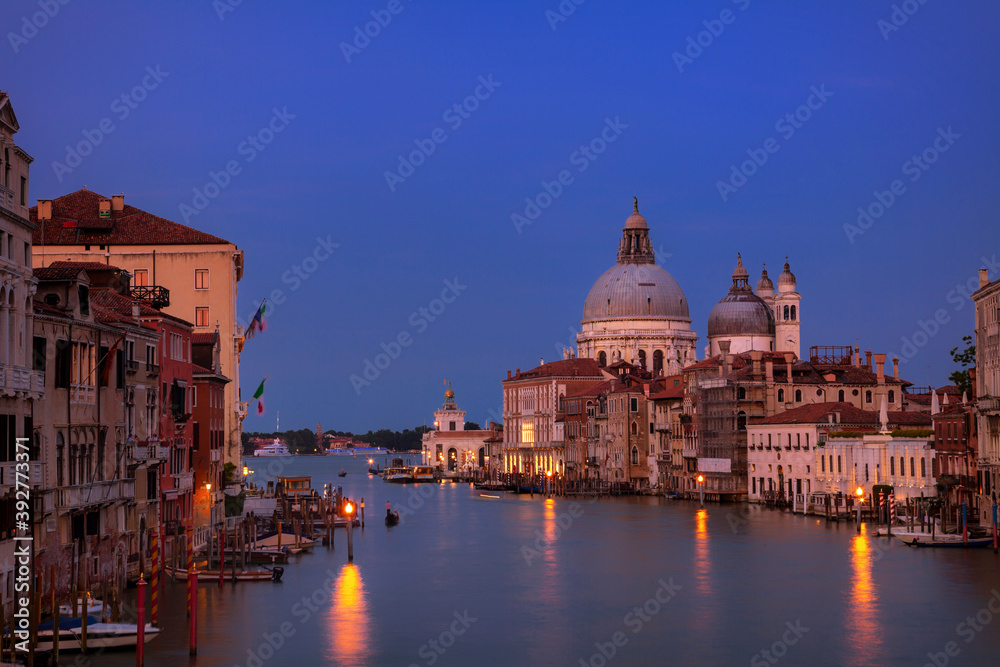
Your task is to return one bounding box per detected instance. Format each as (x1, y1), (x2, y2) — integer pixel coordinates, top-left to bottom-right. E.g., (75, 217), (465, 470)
(707, 292), (775, 336)
(583, 263), (690, 322)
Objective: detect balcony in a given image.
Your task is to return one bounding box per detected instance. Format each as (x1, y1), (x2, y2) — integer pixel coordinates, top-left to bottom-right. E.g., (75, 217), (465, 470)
(132, 442), (169, 462)
(56, 479), (135, 510)
(146, 363), (160, 376)
(125, 359), (139, 375)
(175, 471), (194, 492)
(0, 461), (43, 491)
(130, 285), (170, 309)
(655, 420), (672, 433)
(0, 364), (33, 396)
(977, 396), (1000, 414)
(210, 449), (221, 462)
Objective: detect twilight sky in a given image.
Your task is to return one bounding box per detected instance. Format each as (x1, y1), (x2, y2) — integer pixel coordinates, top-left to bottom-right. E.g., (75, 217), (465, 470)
(3, 0), (998, 431)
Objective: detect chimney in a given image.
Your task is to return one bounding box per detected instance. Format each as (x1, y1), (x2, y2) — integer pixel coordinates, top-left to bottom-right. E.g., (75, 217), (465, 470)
(507, 370), (511, 379)
(719, 340), (731, 377)
(892, 356), (899, 380)
(874, 353), (886, 384)
(112, 193), (124, 211)
(98, 198), (111, 218)
(864, 350), (872, 370)
(980, 268), (990, 289)
(969, 368), (977, 399)
(783, 352), (794, 384)
(750, 349), (762, 376)
(765, 359), (774, 383)
(37, 199), (52, 221)
(854, 345), (861, 368)
(132, 303), (140, 324)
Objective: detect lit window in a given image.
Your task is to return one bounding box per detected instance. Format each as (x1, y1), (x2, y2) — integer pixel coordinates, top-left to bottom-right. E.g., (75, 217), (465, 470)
(133, 269), (149, 287)
(195, 307), (209, 327)
(195, 269), (210, 290)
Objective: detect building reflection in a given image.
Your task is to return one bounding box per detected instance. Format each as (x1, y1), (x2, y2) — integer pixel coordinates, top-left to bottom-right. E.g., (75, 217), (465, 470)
(326, 564), (372, 665)
(846, 534), (882, 661)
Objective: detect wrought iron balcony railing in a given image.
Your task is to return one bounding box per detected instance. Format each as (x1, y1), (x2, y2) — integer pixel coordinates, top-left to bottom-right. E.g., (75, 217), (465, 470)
(129, 285), (170, 309)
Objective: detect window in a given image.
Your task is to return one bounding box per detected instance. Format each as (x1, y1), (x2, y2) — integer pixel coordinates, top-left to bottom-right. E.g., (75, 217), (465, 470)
(737, 387), (746, 400)
(195, 269), (209, 290)
(23, 241), (29, 266)
(821, 456), (825, 472)
(865, 464), (869, 482)
(838, 390), (845, 402)
(795, 390), (802, 402)
(837, 456), (842, 473)
(598, 351), (607, 367)
(805, 434), (809, 448)
(783, 305), (789, 320)
(170, 333), (184, 360)
(19, 176), (26, 206)
(910, 457), (915, 477)
(899, 457), (905, 477)
(195, 307), (210, 327)
(78, 285), (89, 315)
(921, 458), (926, 477)
(449, 421), (456, 431)
(888, 390), (895, 404)
(637, 350), (646, 369)
(630, 397), (638, 412)
(778, 389), (784, 402)
(32, 336), (46, 371)
(890, 458), (895, 475)
(133, 269), (149, 287)
(865, 391), (872, 404)
(790, 305), (796, 321)
(630, 447), (638, 465)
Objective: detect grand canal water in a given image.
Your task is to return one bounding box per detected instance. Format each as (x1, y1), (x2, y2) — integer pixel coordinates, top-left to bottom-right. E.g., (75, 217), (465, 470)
(95, 454), (1000, 667)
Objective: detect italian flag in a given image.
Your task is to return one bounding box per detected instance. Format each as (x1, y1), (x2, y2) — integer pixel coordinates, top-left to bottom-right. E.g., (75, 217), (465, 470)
(252, 379), (265, 415)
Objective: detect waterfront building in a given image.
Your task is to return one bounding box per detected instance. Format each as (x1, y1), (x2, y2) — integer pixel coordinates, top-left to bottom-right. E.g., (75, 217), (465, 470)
(649, 378), (685, 491)
(932, 403), (978, 517)
(421, 385), (494, 471)
(576, 201), (698, 374)
(30, 190), (246, 471)
(192, 330), (229, 529)
(606, 373), (653, 487)
(561, 379), (611, 483)
(972, 268), (1000, 527)
(748, 402), (934, 506)
(32, 263), (160, 594)
(501, 358), (606, 476)
(0, 90), (43, 614)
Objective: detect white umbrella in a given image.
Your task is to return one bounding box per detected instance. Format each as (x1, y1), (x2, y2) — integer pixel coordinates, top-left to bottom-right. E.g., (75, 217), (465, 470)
(931, 391), (940, 415)
(879, 395), (889, 432)
(962, 390), (968, 404)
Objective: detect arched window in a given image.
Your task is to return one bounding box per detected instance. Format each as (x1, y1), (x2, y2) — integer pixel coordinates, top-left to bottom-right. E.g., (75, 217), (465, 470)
(910, 457), (915, 476)
(778, 389), (784, 402)
(653, 350), (664, 375)
(630, 447), (638, 465)
(899, 457), (905, 477)
(921, 458), (926, 477)
(821, 456), (825, 472)
(638, 350), (646, 369)
(865, 464), (869, 482)
(783, 305), (789, 320)
(790, 305), (796, 321)
(865, 391), (872, 404)
(837, 456), (842, 473)
(598, 351), (607, 367)
(737, 411), (747, 431)
(737, 387), (746, 400)
(795, 390), (802, 402)
(890, 458), (895, 475)
(838, 390), (845, 402)
(630, 422), (638, 436)
(888, 390), (895, 404)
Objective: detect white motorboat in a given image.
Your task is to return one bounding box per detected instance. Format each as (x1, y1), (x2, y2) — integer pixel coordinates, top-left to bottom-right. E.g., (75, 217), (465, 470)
(34, 616), (160, 652)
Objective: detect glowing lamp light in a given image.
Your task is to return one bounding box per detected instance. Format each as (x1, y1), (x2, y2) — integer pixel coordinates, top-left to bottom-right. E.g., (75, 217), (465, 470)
(205, 483), (212, 491)
(546, 470), (553, 477)
(242, 466), (249, 476)
(697, 475), (704, 483)
(345, 502), (354, 515)
(855, 487), (864, 499)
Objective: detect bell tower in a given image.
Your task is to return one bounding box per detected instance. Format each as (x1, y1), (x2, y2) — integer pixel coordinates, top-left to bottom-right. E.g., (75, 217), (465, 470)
(774, 258), (801, 359)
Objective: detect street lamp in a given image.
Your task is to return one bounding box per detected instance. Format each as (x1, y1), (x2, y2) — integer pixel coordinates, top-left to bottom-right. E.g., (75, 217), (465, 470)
(855, 486), (864, 533)
(697, 474), (704, 507)
(546, 469), (553, 496)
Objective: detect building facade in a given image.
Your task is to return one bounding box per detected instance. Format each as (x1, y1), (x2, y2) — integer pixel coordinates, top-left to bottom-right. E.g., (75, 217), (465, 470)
(972, 267), (999, 526)
(31, 189), (245, 471)
(421, 387), (493, 472)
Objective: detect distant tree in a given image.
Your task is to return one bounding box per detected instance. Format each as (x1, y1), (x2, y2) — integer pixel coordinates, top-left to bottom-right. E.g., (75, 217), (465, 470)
(464, 421), (481, 430)
(948, 335), (975, 395)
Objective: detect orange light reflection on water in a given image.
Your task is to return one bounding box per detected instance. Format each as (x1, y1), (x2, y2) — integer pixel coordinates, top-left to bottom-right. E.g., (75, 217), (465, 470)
(326, 564), (372, 665)
(846, 534), (882, 661)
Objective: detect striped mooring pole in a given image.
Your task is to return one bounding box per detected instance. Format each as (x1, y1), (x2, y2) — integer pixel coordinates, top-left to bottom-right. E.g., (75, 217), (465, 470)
(150, 529), (159, 625)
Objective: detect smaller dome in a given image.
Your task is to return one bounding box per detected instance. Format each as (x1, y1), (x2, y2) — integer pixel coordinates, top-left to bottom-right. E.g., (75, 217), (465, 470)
(707, 293), (776, 337)
(624, 197), (647, 229)
(732, 253), (749, 281)
(778, 258), (796, 287)
(756, 265), (773, 292)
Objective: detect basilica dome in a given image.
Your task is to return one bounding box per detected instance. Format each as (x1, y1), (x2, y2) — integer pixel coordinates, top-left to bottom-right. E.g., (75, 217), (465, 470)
(582, 263), (689, 321)
(707, 254), (775, 337)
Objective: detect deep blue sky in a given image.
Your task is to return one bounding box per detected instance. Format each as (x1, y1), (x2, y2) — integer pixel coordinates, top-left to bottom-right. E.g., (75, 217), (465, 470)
(4, 1), (998, 431)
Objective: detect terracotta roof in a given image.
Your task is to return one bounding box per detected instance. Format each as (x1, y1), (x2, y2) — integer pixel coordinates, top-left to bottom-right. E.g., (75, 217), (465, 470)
(564, 380), (614, 399)
(192, 332), (217, 345)
(47, 260), (122, 272)
(30, 189), (231, 246)
(684, 352), (910, 386)
(649, 385), (684, 400)
(504, 358), (603, 382)
(90, 288), (160, 317)
(33, 265), (90, 281)
(750, 402), (931, 427)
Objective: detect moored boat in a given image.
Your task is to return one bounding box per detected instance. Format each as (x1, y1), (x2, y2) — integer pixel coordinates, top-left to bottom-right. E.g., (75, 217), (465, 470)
(893, 532), (994, 548)
(254, 440), (291, 457)
(412, 465), (435, 482)
(33, 616), (160, 652)
(384, 466), (414, 483)
(164, 565), (283, 581)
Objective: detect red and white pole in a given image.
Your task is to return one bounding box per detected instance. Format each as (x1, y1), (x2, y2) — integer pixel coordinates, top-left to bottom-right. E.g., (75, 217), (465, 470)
(189, 567), (198, 656)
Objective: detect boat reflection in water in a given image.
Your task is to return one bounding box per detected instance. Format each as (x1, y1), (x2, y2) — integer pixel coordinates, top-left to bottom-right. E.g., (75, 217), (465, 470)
(325, 564), (372, 665)
(846, 533), (883, 662)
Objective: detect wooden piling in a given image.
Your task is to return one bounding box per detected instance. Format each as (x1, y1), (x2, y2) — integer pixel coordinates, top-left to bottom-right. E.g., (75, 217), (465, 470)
(136, 577), (146, 667)
(189, 568), (198, 656)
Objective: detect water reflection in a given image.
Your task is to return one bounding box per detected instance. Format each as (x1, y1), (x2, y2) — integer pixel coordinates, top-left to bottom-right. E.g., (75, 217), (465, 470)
(846, 534), (882, 662)
(326, 564), (372, 665)
(694, 509), (710, 595)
